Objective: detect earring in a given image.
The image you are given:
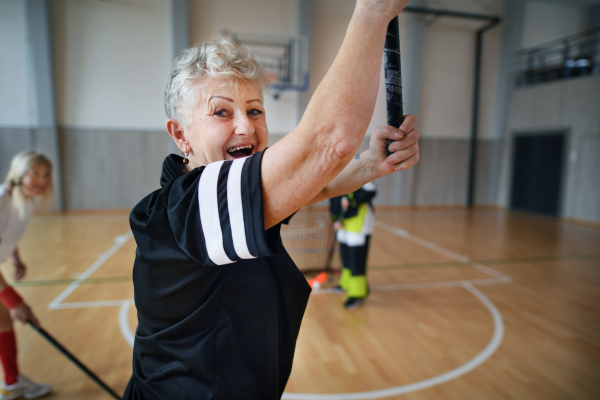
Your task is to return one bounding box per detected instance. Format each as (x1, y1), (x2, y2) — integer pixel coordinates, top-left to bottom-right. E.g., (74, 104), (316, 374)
(182, 152), (189, 165)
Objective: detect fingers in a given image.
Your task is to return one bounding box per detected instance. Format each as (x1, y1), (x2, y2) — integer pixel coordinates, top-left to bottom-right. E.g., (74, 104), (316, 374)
(341, 197), (350, 210)
(9, 303), (40, 327)
(370, 115), (419, 172)
(373, 115), (417, 141)
(28, 312), (41, 328)
(9, 307), (26, 325)
(387, 129), (419, 153)
(399, 115), (417, 135)
(12, 266), (25, 282)
(390, 151), (420, 172)
(23, 305), (40, 327)
(386, 141), (420, 171)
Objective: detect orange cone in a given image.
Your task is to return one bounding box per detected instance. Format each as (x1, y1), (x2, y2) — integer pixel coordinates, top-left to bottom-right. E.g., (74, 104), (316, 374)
(307, 272), (328, 289)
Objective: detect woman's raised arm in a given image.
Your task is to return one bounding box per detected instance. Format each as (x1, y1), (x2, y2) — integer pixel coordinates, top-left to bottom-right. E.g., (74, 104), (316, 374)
(261, 0), (410, 228)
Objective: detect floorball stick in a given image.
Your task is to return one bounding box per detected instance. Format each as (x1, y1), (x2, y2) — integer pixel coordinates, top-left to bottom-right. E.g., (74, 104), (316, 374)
(28, 321), (122, 400)
(384, 16), (405, 157)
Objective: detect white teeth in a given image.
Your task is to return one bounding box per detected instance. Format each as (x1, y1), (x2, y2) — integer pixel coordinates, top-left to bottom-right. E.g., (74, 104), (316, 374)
(228, 145), (253, 153)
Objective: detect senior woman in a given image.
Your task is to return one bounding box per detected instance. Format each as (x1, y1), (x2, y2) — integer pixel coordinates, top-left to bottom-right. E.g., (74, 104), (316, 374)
(124, 0), (418, 398)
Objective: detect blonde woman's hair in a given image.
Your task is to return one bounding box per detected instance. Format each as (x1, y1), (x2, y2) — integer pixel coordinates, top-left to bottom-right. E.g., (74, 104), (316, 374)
(165, 39), (266, 128)
(4, 150), (53, 219)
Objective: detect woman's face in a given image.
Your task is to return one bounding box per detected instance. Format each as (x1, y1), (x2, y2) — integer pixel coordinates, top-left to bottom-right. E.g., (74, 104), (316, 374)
(184, 80), (268, 167)
(20, 163), (51, 199)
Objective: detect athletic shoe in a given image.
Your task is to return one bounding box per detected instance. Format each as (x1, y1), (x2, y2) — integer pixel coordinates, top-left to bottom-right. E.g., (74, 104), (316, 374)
(343, 297), (364, 309)
(331, 285), (346, 294)
(0, 375), (51, 399)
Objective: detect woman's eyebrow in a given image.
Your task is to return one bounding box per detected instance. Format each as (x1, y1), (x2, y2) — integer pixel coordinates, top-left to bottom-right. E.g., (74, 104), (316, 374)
(210, 96), (234, 102)
(247, 99), (262, 104)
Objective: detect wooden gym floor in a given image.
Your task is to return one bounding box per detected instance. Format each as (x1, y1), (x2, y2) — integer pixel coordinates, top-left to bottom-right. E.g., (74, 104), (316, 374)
(1, 208), (599, 399)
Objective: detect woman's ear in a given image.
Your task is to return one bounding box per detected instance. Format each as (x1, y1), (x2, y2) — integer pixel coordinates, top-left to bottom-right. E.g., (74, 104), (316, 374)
(166, 119), (188, 152)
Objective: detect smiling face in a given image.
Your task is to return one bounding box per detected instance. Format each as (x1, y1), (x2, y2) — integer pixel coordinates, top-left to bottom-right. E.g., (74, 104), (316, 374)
(169, 79), (269, 168)
(20, 163), (52, 199)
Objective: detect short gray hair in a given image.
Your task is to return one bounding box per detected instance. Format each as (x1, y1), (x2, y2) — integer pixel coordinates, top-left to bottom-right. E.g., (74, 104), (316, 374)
(165, 39), (266, 127)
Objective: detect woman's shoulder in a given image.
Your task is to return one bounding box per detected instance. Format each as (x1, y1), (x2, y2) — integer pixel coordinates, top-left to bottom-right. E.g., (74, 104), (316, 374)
(129, 167), (202, 231)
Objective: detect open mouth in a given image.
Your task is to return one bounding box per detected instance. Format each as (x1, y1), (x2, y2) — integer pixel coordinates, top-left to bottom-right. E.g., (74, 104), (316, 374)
(227, 144), (253, 158)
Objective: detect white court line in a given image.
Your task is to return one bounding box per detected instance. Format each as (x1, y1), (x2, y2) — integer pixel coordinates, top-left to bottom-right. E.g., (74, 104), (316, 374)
(120, 300), (136, 347)
(375, 221), (512, 281)
(47, 232), (133, 309)
(375, 222), (470, 262)
(313, 277), (507, 295)
(282, 282), (505, 400)
(470, 263), (512, 281)
(51, 300), (133, 309)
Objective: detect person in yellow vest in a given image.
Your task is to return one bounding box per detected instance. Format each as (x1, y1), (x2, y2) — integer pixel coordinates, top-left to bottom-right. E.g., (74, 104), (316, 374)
(330, 181), (376, 309)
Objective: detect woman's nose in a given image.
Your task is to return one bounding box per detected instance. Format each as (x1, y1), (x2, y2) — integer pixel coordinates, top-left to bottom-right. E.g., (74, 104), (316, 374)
(234, 115), (255, 135)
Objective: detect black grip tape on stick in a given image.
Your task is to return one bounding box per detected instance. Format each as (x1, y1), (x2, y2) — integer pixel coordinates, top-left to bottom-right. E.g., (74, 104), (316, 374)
(384, 16), (404, 157)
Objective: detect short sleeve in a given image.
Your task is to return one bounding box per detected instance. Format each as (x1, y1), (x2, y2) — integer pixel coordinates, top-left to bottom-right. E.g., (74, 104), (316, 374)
(167, 150), (277, 266)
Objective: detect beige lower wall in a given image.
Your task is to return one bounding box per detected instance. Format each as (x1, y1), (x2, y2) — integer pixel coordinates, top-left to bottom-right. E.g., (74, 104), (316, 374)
(59, 128), (178, 209)
(2, 127), (502, 211)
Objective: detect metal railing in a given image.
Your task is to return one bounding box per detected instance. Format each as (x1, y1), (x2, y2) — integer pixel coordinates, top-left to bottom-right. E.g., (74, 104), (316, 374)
(516, 27), (600, 87)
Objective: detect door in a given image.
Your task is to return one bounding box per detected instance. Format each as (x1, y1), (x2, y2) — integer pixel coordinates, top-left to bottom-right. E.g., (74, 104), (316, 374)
(510, 133), (565, 217)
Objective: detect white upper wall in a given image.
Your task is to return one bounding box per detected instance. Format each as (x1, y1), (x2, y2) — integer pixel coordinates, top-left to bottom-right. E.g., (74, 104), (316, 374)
(52, 0), (171, 129)
(310, 0), (505, 140)
(189, 0), (299, 135)
(3, 0), (505, 139)
(189, 0), (296, 40)
(521, 1), (587, 49)
(417, 0), (504, 139)
(0, 1), (29, 126)
(6, 0), (590, 140)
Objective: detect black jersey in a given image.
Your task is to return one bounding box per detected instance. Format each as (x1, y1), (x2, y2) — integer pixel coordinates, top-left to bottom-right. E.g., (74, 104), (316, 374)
(124, 151), (311, 400)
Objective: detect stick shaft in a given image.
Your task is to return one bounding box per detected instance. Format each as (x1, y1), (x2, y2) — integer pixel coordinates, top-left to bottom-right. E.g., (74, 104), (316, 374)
(28, 321), (122, 400)
(324, 222), (337, 272)
(384, 16), (405, 156)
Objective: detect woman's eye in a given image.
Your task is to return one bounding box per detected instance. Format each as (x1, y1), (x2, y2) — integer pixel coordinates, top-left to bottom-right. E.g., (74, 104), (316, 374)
(248, 109), (263, 117)
(215, 109), (228, 117)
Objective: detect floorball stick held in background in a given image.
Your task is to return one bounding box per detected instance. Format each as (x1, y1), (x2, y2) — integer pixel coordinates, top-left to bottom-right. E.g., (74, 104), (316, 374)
(384, 16), (404, 157)
(27, 321), (122, 400)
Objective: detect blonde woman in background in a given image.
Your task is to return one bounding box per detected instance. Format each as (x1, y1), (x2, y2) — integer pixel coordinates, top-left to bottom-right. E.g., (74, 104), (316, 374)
(0, 151), (52, 400)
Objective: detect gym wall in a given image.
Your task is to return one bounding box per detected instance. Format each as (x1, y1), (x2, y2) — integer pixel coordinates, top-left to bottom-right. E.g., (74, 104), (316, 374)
(0, 0), (597, 222)
(497, 0), (600, 222)
(188, 0), (300, 136)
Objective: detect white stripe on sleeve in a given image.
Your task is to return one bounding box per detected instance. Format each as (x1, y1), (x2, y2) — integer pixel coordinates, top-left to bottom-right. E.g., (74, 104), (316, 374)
(198, 161), (234, 265)
(227, 158), (255, 259)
